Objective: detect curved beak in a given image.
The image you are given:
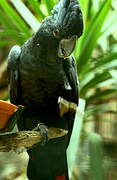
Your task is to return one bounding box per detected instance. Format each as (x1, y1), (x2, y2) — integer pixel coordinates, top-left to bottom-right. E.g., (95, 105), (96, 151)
(58, 35), (77, 58)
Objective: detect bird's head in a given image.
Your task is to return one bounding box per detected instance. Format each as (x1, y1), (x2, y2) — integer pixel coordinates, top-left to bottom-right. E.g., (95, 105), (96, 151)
(37, 0), (83, 59)
(52, 0), (83, 58)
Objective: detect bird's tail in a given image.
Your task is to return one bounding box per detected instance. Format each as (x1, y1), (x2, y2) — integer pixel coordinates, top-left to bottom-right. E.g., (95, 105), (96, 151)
(56, 175), (66, 180)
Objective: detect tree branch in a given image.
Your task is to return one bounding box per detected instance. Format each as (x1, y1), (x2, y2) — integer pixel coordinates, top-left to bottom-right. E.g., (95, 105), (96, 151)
(0, 128), (68, 152)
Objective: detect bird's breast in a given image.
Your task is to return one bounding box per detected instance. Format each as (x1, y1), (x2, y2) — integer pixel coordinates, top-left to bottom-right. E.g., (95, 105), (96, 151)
(20, 59), (65, 110)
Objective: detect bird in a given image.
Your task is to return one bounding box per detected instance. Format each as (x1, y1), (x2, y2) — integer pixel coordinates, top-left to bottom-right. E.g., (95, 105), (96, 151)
(7, 0), (83, 179)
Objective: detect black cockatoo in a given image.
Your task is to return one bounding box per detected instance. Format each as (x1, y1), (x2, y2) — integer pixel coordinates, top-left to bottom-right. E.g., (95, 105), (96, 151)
(8, 0), (83, 179)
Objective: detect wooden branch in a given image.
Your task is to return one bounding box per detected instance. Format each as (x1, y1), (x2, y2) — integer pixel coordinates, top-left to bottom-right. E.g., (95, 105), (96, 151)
(0, 128), (68, 152)
(0, 60), (8, 88)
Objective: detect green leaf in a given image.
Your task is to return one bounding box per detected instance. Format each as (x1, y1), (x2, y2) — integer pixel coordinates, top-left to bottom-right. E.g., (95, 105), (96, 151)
(80, 59), (117, 91)
(10, 0), (40, 32)
(77, 0), (112, 75)
(80, 72), (110, 96)
(0, 9), (14, 29)
(95, 78), (117, 88)
(43, 0), (55, 15)
(0, 40), (9, 46)
(86, 89), (116, 104)
(28, 0), (46, 19)
(0, 30), (25, 44)
(78, 0), (90, 23)
(109, 69), (117, 81)
(100, 10), (117, 37)
(85, 103), (114, 118)
(95, 52), (117, 68)
(0, 0), (31, 38)
(89, 133), (103, 180)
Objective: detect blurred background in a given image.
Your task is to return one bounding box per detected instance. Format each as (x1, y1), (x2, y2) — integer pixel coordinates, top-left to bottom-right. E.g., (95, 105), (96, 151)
(0, 0), (117, 179)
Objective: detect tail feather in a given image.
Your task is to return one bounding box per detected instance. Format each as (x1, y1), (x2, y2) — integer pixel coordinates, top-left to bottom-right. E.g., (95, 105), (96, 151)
(56, 175), (66, 180)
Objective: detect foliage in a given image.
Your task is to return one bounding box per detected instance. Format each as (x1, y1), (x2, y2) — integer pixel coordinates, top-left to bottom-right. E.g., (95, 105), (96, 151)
(77, 0), (117, 106)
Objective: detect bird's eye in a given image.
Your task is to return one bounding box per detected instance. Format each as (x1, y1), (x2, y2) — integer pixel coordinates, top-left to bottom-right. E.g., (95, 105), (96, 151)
(53, 29), (60, 37)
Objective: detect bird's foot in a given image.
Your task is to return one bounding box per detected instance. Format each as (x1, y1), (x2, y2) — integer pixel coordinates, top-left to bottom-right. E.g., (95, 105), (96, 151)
(58, 97), (77, 117)
(33, 123), (48, 146)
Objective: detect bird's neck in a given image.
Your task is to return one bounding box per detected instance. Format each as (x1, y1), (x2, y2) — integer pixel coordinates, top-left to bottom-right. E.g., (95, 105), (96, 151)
(32, 34), (61, 65)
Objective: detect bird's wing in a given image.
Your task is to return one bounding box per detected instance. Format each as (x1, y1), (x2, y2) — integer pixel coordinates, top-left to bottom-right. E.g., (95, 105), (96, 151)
(7, 45), (22, 105)
(62, 56), (79, 105)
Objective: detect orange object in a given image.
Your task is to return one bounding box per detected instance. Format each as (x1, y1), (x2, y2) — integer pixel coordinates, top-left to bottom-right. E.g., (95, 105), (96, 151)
(0, 100), (18, 129)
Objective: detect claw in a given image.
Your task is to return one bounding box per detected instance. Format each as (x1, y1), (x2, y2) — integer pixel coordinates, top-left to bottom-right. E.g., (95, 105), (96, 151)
(58, 97), (77, 117)
(33, 123), (48, 145)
